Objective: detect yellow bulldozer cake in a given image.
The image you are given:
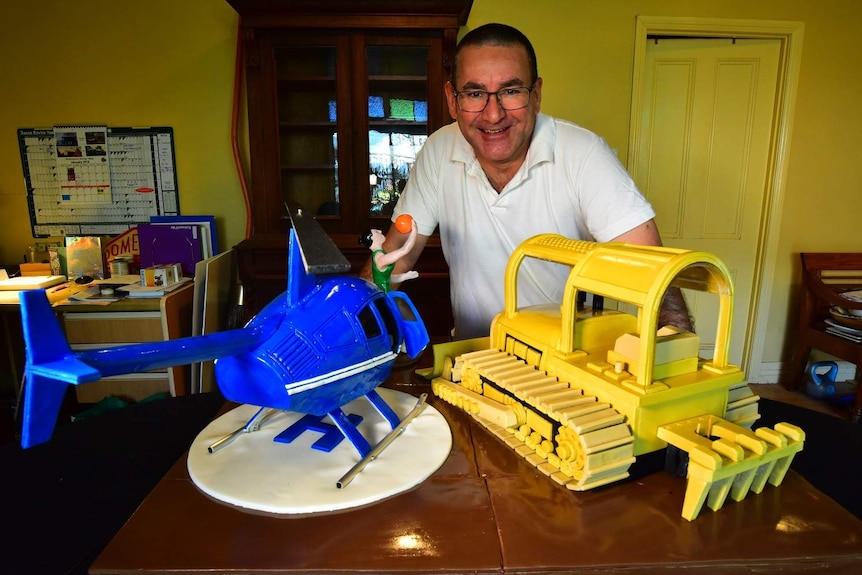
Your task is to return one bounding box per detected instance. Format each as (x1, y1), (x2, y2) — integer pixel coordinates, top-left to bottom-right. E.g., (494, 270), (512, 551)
(424, 235), (804, 520)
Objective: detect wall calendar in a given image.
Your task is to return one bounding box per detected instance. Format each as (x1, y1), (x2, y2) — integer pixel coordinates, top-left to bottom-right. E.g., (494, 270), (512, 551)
(17, 126), (179, 238)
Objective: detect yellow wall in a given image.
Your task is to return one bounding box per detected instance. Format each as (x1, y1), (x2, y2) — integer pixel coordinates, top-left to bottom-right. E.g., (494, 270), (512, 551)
(0, 0), (245, 264)
(2, 0), (861, 370)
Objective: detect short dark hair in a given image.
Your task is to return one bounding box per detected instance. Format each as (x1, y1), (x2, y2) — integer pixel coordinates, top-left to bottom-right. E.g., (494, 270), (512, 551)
(451, 23), (538, 87)
(358, 230), (374, 249)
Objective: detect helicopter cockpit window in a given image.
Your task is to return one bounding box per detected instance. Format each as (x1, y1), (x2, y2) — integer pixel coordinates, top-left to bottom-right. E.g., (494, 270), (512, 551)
(357, 305), (382, 341)
(373, 298), (399, 350)
(391, 296), (418, 322)
(316, 311), (362, 351)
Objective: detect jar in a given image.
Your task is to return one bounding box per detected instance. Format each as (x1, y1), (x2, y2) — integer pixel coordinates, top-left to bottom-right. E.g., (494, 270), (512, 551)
(110, 257), (130, 277)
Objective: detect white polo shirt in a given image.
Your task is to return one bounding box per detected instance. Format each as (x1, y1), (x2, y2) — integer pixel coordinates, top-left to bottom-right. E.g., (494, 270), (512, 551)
(394, 113), (655, 339)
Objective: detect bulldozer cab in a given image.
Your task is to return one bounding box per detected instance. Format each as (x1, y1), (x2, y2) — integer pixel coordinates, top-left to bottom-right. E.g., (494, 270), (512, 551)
(500, 234), (736, 389)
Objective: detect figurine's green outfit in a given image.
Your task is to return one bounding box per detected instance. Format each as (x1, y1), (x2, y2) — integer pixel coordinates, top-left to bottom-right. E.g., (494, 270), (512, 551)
(371, 249), (395, 293)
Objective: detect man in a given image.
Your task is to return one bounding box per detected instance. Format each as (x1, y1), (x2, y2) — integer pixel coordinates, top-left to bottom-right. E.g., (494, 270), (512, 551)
(361, 23), (691, 339)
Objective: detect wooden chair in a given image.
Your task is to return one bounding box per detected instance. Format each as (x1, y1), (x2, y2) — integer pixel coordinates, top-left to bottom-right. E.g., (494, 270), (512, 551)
(782, 253), (862, 421)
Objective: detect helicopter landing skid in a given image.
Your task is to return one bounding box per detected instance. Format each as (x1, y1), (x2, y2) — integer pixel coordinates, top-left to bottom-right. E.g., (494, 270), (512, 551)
(337, 393), (428, 488)
(207, 406), (281, 454)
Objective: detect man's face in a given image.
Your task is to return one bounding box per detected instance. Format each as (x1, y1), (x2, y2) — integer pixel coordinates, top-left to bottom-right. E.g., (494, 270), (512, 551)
(446, 43), (542, 170)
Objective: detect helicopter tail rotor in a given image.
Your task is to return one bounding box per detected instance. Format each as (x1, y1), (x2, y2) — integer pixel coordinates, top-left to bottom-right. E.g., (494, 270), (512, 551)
(18, 290), (102, 448)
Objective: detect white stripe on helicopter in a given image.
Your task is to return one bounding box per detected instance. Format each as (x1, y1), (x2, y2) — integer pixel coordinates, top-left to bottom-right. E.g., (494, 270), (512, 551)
(285, 351), (398, 396)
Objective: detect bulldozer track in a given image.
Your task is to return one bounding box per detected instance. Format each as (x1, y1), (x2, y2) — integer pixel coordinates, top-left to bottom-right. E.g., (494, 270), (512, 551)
(433, 349), (635, 491)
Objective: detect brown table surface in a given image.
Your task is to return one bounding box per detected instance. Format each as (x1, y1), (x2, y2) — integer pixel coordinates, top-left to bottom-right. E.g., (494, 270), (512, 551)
(90, 364), (862, 574)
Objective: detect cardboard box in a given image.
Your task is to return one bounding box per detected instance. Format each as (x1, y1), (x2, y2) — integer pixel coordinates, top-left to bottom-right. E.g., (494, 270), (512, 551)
(141, 263), (183, 287)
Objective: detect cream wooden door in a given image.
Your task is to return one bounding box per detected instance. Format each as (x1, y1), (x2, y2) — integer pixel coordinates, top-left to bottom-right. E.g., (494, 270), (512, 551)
(632, 38), (780, 366)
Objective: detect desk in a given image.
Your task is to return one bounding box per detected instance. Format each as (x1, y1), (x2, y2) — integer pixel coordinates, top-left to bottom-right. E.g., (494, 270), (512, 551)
(89, 369), (862, 574)
(1, 281), (88, 396)
(0, 305), (23, 396)
(55, 282), (195, 401)
(2, 282), (194, 402)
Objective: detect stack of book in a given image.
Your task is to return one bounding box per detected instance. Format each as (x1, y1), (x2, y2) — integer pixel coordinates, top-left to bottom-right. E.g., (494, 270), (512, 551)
(118, 277), (193, 298)
(0, 273), (66, 291)
(63, 274), (193, 302)
(67, 284), (129, 304)
(0, 272), (68, 304)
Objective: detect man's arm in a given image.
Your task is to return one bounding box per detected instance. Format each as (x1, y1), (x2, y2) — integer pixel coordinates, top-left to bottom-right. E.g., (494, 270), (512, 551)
(611, 218), (661, 246)
(611, 219), (694, 332)
(375, 223), (418, 268)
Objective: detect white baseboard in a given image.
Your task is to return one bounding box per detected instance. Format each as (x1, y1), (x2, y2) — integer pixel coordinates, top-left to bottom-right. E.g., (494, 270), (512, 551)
(753, 361), (856, 384)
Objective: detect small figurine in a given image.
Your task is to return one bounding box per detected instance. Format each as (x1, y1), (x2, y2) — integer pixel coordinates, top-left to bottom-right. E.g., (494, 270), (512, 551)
(359, 215), (419, 293)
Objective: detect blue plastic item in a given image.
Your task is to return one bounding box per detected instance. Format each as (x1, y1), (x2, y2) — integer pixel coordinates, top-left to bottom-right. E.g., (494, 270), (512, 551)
(18, 228), (430, 454)
(805, 361), (839, 398)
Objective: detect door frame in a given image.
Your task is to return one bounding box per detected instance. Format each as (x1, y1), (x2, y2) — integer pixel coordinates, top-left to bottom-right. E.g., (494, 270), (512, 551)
(627, 16), (804, 381)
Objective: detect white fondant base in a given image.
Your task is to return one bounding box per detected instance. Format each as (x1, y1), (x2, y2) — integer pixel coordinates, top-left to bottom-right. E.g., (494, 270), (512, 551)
(187, 388), (452, 514)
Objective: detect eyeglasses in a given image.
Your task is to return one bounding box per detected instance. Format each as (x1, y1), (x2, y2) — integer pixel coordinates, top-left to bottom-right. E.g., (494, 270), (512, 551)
(453, 85), (534, 113)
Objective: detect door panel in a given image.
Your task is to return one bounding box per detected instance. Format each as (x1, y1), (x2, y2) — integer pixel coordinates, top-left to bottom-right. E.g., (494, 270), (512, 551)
(633, 38), (780, 365)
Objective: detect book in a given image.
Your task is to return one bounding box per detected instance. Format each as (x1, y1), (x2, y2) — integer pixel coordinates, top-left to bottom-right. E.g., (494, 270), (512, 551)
(150, 215), (218, 259)
(138, 223), (203, 277)
(0, 274), (66, 291)
(68, 284), (128, 303)
(117, 277), (193, 298)
(93, 274), (140, 286)
(826, 327), (862, 343)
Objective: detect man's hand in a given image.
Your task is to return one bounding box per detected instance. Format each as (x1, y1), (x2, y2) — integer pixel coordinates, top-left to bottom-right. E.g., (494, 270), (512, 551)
(613, 219), (694, 333)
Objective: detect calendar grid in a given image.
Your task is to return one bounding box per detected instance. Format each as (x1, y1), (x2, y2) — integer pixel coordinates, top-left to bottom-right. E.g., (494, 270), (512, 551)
(18, 126), (180, 237)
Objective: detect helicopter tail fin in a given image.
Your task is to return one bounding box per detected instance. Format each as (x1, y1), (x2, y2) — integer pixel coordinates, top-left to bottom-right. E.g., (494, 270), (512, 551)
(285, 203), (351, 308)
(19, 290), (102, 448)
(287, 228), (317, 308)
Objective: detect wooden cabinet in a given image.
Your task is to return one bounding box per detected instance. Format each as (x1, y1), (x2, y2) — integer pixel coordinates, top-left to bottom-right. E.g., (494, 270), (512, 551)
(781, 253), (862, 421)
(56, 283), (194, 403)
(228, 0), (471, 337)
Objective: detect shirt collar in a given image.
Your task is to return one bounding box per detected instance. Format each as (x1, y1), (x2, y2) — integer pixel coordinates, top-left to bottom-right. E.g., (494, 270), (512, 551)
(528, 113), (554, 167)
